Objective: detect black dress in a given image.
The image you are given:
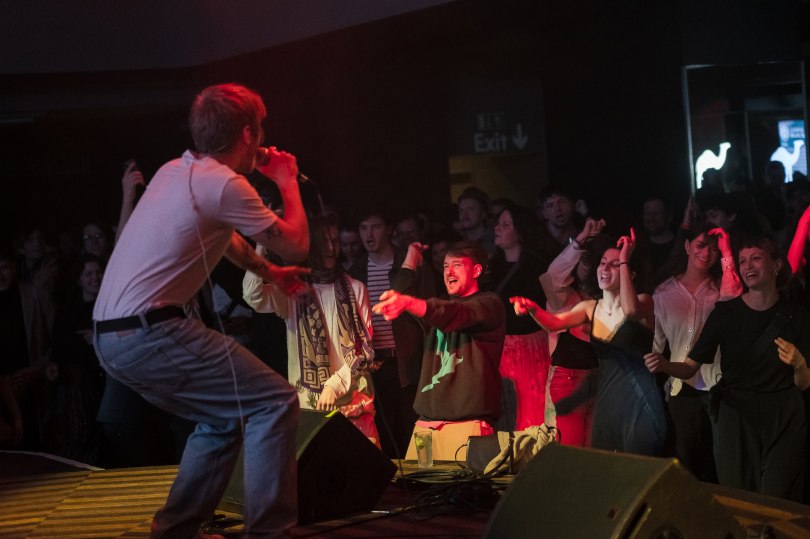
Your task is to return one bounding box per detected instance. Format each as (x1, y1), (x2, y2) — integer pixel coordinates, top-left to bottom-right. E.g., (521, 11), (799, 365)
(589, 302), (667, 456)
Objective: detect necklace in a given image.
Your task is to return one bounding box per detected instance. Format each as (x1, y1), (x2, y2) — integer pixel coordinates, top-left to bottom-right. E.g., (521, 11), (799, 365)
(601, 300), (619, 316)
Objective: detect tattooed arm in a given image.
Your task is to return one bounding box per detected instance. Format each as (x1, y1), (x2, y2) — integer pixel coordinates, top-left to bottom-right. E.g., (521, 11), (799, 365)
(250, 149), (309, 262)
(225, 232), (310, 296)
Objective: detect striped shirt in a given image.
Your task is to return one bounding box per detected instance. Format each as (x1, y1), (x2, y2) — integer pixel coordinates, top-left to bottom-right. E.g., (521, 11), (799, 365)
(368, 259), (396, 349)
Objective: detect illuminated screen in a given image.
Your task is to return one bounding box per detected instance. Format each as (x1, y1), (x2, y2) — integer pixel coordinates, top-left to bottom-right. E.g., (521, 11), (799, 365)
(771, 120), (806, 181)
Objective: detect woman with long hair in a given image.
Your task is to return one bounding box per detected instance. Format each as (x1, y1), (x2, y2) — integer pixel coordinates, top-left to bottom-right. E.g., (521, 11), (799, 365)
(512, 229), (667, 456)
(646, 236), (810, 501)
(16, 226), (59, 295)
(539, 217), (604, 447)
(647, 223), (741, 481)
(243, 215), (379, 445)
(483, 202), (549, 431)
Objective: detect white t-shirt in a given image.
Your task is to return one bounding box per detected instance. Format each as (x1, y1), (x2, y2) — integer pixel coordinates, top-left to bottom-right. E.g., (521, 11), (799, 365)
(94, 151), (277, 321)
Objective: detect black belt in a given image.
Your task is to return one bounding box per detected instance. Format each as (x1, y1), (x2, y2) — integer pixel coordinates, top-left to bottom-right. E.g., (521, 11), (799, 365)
(373, 348), (396, 358)
(96, 306), (185, 334)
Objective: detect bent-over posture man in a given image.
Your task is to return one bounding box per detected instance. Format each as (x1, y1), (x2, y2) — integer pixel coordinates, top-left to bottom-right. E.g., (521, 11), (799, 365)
(373, 240), (505, 459)
(93, 84), (310, 539)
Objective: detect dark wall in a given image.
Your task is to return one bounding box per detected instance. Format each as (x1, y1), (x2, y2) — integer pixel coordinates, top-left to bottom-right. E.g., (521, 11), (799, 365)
(536, 2), (688, 228)
(0, 0), (801, 244)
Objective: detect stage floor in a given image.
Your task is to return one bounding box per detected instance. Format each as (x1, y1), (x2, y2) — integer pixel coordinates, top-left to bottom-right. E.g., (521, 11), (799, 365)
(2, 460), (810, 539)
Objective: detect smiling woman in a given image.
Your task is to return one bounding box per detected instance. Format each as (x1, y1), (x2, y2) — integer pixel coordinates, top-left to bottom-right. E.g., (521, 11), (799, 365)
(512, 229), (666, 457)
(647, 236), (810, 501)
(648, 222), (742, 482)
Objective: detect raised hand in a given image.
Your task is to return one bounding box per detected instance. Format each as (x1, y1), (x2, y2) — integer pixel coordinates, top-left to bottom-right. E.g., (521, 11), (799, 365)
(575, 218), (606, 246)
(33, 259), (59, 292)
(122, 161), (145, 202)
(404, 242), (429, 269)
(708, 228), (732, 258)
(683, 196), (697, 228)
(510, 296), (539, 316)
(776, 338), (805, 368)
(617, 228), (636, 263)
(643, 352), (668, 373)
(255, 147), (299, 188)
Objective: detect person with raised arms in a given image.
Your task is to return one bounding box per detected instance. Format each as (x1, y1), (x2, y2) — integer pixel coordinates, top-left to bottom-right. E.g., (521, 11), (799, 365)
(512, 229), (667, 456)
(373, 240), (505, 460)
(646, 236), (810, 501)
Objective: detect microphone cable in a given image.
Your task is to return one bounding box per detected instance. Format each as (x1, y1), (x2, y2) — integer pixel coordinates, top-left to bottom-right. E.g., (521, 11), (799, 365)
(188, 162), (246, 439)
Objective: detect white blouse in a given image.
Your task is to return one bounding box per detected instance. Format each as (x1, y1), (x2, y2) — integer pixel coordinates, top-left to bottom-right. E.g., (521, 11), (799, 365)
(652, 258), (742, 394)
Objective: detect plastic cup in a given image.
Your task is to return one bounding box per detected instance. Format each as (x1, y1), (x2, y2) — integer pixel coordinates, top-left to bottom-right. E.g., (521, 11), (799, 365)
(414, 431), (433, 468)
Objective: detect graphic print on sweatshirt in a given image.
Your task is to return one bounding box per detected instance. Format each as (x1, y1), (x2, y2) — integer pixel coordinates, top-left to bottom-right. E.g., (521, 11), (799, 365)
(422, 329), (463, 392)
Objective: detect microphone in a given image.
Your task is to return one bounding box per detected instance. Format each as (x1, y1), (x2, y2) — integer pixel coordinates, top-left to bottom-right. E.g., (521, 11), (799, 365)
(256, 147), (311, 184)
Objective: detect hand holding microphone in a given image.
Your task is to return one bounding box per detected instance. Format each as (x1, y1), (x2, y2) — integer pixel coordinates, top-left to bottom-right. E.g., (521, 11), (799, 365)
(255, 147), (310, 187)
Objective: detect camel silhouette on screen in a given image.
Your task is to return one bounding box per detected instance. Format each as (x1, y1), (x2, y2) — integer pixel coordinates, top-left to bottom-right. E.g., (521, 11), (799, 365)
(695, 143), (730, 189)
(771, 140), (805, 181)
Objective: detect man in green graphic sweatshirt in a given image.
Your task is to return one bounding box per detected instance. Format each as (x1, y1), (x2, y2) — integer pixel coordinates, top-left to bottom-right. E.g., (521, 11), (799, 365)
(373, 240), (505, 460)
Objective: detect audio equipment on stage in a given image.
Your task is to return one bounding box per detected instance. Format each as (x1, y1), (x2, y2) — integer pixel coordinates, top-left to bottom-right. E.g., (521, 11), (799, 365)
(484, 444), (747, 539)
(219, 410), (397, 524)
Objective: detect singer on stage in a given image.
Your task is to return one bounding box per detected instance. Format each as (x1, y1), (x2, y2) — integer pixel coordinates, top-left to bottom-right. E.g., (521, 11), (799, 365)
(92, 84), (310, 539)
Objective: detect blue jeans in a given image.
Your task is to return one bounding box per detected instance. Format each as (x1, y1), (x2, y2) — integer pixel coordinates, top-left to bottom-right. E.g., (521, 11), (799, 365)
(94, 317), (299, 539)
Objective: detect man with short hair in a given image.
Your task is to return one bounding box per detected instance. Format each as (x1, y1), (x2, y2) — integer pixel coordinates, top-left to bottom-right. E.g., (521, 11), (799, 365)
(339, 221), (364, 271)
(374, 240), (505, 459)
(349, 210), (434, 458)
(642, 195), (675, 273)
(93, 83), (310, 539)
(702, 193), (738, 232)
(539, 185), (579, 248)
(395, 214), (425, 249)
(457, 187), (496, 254)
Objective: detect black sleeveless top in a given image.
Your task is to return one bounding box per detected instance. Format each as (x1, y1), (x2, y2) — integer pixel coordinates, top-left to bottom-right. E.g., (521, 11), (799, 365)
(551, 331), (599, 370)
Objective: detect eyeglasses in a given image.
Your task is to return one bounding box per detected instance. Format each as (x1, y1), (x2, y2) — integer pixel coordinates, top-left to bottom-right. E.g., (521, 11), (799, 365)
(83, 233), (104, 241)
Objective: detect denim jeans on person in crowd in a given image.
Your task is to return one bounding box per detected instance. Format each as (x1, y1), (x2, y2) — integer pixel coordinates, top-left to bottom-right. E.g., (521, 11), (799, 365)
(95, 317), (299, 539)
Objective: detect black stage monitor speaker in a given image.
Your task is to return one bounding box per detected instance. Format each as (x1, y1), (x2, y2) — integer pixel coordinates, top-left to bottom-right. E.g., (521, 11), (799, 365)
(219, 410), (396, 524)
(484, 444), (748, 539)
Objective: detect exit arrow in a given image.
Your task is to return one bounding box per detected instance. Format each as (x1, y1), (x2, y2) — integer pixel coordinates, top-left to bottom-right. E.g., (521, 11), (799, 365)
(512, 124), (528, 149)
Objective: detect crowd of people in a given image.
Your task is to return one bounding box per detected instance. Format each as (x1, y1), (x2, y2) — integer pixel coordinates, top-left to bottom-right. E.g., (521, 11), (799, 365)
(2, 83), (810, 538)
